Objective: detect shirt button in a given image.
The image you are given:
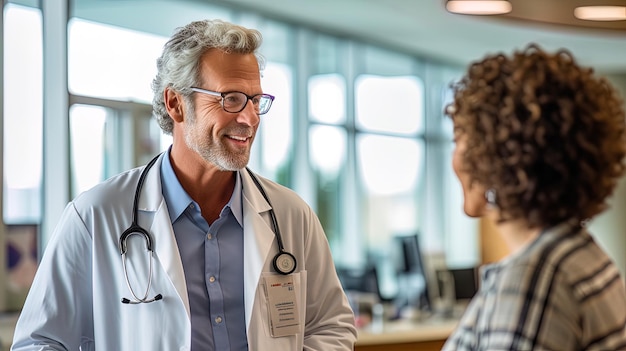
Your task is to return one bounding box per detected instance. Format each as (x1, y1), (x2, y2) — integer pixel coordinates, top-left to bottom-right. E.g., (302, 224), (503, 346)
(209, 276), (216, 283)
(207, 233), (212, 240)
(215, 316), (223, 324)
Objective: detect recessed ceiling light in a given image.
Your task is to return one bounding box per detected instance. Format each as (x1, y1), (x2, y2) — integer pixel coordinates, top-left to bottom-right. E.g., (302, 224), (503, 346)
(574, 6), (626, 21)
(446, 0), (512, 15)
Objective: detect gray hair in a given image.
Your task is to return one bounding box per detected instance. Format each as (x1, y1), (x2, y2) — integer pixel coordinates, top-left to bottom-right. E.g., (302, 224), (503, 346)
(151, 19), (265, 134)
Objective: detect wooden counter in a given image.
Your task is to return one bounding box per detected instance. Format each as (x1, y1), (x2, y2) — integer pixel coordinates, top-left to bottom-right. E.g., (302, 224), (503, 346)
(355, 317), (458, 351)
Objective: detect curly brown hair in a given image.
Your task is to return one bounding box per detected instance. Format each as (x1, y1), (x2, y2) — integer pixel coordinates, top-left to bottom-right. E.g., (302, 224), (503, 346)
(447, 44), (626, 228)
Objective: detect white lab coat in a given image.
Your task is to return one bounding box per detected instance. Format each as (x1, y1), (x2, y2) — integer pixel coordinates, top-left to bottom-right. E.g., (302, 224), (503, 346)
(11, 154), (357, 351)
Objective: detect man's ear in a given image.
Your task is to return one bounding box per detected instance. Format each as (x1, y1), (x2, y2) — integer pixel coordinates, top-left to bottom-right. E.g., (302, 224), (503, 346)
(164, 87), (185, 123)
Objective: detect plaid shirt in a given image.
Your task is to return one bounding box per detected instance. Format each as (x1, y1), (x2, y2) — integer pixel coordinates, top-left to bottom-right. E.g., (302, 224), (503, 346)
(443, 222), (626, 351)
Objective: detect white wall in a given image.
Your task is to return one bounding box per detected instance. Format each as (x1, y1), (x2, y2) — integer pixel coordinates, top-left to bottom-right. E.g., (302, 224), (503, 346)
(588, 73), (626, 277)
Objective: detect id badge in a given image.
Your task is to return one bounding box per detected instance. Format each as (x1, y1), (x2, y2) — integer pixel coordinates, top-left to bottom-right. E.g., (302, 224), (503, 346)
(263, 273), (300, 337)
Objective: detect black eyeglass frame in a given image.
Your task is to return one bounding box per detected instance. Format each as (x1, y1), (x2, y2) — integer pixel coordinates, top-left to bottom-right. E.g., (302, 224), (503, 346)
(189, 87), (275, 115)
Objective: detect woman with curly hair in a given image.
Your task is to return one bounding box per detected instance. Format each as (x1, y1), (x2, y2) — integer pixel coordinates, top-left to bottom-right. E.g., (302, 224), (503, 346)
(443, 45), (626, 350)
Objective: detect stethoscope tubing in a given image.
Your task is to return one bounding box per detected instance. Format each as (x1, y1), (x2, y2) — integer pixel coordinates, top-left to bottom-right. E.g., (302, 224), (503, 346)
(245, 167), (297, 275)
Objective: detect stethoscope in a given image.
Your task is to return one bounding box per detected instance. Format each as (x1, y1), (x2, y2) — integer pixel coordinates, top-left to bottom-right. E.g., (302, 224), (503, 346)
(119, 154), (297, 304)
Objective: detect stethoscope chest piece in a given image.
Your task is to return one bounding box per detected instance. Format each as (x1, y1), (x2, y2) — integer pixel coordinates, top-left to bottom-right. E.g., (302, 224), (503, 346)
(273, 251), (297, 275)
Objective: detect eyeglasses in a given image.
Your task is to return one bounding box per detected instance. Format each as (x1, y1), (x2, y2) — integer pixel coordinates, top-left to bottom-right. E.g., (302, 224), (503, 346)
(190, 87), (275, 115)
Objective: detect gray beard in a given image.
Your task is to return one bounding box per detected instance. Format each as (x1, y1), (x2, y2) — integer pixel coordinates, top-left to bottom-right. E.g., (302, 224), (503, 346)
(184, 118), (251, 171)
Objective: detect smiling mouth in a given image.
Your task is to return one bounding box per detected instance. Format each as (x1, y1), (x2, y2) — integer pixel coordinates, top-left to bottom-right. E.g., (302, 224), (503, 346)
(227, 135), (250, 143)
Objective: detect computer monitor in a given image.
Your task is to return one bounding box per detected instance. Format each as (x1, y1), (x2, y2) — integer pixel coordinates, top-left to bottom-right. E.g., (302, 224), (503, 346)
(449, 267), (479, 300)
(335, 265), (388, 302)
(392, 233), (432, 313)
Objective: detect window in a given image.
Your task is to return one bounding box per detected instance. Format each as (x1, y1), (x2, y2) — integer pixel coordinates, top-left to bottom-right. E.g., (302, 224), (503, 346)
(354, 74), (426, 278)
(355, 75), (423, 135)
(309, 125), (346, 246)
(67, 19), (169, 194)
(357, 134), (423, 243)
(3, 4), (43, 224)
(68, 19), (166, 102)
(258, 63), (293, 183)
(69, 105), (107, 195)
(309, 74), (346, 125)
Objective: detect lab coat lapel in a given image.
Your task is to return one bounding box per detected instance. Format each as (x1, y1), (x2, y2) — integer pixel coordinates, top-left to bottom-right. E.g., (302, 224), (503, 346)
(241, 170), (275, 332)
(138, 154), (191, 318)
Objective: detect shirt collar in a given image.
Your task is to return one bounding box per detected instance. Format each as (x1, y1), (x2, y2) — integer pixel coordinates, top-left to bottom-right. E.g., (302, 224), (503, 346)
(231, 172), (243, 225)
(160, 147), (244, 225)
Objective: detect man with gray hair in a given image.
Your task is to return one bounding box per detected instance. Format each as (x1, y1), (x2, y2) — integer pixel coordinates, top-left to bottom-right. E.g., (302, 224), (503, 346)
(12, 19), (356, 351)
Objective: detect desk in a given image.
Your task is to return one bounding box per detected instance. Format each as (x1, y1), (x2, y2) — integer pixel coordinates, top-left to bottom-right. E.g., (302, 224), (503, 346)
(355, 318), (458, 351)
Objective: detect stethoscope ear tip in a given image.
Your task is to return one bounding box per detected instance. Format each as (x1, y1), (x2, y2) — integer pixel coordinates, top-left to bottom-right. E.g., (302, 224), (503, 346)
(121, 293), (163, 304)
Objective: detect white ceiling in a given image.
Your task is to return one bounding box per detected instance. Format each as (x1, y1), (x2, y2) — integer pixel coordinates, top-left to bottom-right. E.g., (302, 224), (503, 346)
(74, 0), (626, 74)
(210, 0), (626, 74)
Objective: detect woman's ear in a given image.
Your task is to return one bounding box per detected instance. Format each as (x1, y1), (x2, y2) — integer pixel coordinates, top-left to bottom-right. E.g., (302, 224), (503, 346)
(164, 87), (185, 123)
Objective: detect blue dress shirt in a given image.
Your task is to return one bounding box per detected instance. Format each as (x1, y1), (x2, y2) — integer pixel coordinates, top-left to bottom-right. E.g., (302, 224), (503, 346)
(160, 149), (247, 351)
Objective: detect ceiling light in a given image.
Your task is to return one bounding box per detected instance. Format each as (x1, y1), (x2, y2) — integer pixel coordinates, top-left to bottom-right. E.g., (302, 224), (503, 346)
(574, 6), (626, 21)
(446, 0), (512, 15)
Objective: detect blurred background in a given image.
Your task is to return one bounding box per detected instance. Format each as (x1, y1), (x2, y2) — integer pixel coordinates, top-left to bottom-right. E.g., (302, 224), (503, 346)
(2, 1), (626, 346)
